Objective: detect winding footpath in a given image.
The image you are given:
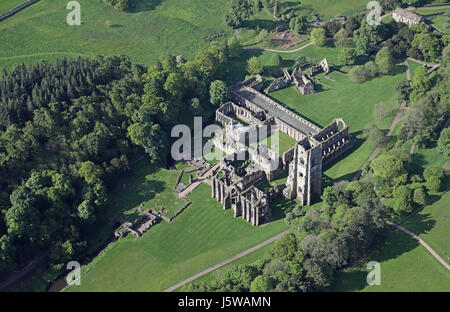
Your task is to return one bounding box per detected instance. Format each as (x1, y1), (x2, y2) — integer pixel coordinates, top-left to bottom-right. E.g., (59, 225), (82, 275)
(386, 221), (450, 271)
(164, 230), (289, 292)
(244, 42), (313, 53)
(353, 59), (410, 181)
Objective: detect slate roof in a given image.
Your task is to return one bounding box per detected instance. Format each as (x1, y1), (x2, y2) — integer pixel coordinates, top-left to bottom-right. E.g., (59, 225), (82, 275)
(393, 7), (423, 23)
(232, 86), (321, 136)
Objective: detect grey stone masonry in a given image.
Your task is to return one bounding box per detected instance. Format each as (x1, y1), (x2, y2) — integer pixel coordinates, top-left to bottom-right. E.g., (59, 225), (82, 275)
(392, 7), (424, 26)
(209, 76), (352, 225)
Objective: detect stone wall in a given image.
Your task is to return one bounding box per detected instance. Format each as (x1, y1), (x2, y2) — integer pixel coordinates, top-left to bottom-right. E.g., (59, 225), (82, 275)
(266, 77), (291, 93)
(233, 86), (322, 135)
(314, 119), (352, 166)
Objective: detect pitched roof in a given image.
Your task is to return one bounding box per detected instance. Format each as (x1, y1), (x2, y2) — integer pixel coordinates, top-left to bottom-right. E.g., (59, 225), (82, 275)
(393, 7), (423, 23)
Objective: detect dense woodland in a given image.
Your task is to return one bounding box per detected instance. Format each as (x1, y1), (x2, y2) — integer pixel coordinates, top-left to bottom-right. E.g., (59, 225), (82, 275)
(0, 37), (241, 279)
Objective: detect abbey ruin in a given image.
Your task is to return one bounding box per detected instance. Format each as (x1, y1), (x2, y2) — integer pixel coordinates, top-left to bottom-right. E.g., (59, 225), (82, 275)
(209, 74), (352, 226)
(266, 58), (329, 95)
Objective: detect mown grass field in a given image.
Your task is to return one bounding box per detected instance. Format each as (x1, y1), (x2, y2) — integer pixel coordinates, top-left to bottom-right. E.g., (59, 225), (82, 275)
(65, 183), (288, 291)
(333, 191), (450, 292)
(0, 0), (25, 14)
(415, 7), (450, 15)
(263, 0), (367, 19)
(402, 191), (450, 261)
(408, 59), (423, 78)
(0, 0), (230, 70)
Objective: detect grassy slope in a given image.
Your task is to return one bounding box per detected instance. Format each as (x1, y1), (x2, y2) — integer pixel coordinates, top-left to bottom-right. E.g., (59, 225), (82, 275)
(0, 0), (230, 70)
(268, 61), (404, 181)
(0, 0), (25, 14)
(65, 184), (288, 291)
(105, 159), (186, 220)
(251, 130), (297, 157)
(333, 228), (450, 291)
(427, 13), (450, 33)
(0, 0), (372, 72)
(333, 192), (450, 292)
(275, 0), (367, 19)
(176, 242), (274, 291)
(415, 7), (450, 15)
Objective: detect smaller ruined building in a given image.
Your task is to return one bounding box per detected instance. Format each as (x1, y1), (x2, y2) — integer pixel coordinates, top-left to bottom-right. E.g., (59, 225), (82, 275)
(392, 7), (424, 27)
(266, 58), (329, 95)
(211, 160), (274, 226)
(115, 209), (161, 239)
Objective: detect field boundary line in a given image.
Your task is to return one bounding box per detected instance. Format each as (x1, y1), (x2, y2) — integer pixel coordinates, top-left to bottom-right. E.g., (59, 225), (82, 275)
(164, 229), (289, 292)
(387, 221), (450, 271)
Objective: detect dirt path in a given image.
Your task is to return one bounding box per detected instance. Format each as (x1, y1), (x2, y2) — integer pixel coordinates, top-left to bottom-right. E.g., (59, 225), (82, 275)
(178, 162), (220, 198)
(353, 59), (410, 180)
(0, 251), (48, 291)
(386, 221), (450, 271)
(164, 229), (289, 292)
(407, 57), (439, 67)
(244, 42), (313, 53)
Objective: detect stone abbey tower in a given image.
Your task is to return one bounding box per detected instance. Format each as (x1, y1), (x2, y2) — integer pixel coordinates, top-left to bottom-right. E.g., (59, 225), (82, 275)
(209, 75), (352, 226)
(283, 137), (323, 206)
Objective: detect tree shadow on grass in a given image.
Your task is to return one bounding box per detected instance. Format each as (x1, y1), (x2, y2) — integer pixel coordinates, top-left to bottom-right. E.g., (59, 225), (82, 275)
(281, 58), (295, 68)
(354, 54), (370, 66)
(268, 196), (297, 223)
(119, 179), (166, 212)
(128, 0), (165, 13)
(393, 63), (407, 75)
(322, 131), (365, 172)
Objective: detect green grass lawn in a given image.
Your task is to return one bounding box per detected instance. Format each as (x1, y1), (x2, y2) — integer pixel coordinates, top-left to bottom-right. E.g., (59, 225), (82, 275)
(408, 59), (423, 78)
(333, 229), (450, 291)
(105, 159), (187, 220)
(271, 0), (367, 19)
(64, 183), (288, 291)
(176, 242), (274, 291)
(0, 0), (370, 72)
(251, 129), (297, 157)
(426, 12), (450, 34)
(333, 192), (450, 292)
(267, 63), (404, 181)
(0, 0), (230, 71)
(415, 7), (450, 15)
(414, 6), (450, 34)
(0, 0), (25, 14)
(401, 191), (450, 261)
